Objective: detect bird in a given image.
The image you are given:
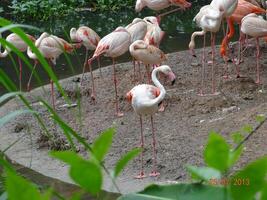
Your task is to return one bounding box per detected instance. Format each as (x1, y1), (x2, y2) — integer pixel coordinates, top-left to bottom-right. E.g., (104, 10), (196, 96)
(189, 5), (224, 96)
(144, 16), (165, 47)
(129, 40), (166, 84)
(0, 33), (35, 91)
(70, 26), (101, 93)
(126, 18), (148, 81)
(27, 32), (79, 108)
(219, 0), (266, 77)
(126, 65), (176, 179)
(240, 13), (267, 84)
(135, 0), (191, 22)
(88, 27), (131, 117)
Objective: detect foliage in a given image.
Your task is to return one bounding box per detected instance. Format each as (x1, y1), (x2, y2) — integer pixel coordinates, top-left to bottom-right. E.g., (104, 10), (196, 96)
(94, 0), (135, 11)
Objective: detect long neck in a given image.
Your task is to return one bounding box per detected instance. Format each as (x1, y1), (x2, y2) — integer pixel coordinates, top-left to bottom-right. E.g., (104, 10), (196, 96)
(189, 30), (205, 50)
(27, 33), (47, 60)
(0, 33), (10, 57)
(150, 67), (166, 105)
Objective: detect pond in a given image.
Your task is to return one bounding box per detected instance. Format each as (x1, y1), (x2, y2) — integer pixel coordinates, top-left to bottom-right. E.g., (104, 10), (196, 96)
(0, 1), (233, 95)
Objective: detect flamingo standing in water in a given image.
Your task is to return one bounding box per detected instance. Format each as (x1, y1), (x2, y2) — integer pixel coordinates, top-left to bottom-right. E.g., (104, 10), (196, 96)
(70, 26), (101, 92)
(189, 5), (224, 95)
(126, 18), (148, 81)
(27, 32), (79, 108)
(0, 33), (35, 90)
(240, 13), (267, 84)
(88, 27), (131, 117)
(135, 0), (191, 22)
(219, 0), (266, 77)
(126, 65), (176, 178)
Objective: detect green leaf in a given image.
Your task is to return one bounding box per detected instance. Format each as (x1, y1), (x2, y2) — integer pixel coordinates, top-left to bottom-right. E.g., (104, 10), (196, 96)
(114, 148), (141, 178)
(186, 166), (221, 181)
(0, 92), (22, 106)
(0, 192), (7, 200)
(0, 110), (36, 127)
(256, 115), (265, 123)
(261, 183), (267, 200)
(230, 157), (267, 200)
(231, 132), (243, 144)
(229, 146), (243, 167)
(204, 132), (230, 172)
(51, 151), (102, 195)
(118, 183), (231, 200)
(92, 128), (115, 162)
(242, 125), (253, 134)
(5, 170), (41, 200)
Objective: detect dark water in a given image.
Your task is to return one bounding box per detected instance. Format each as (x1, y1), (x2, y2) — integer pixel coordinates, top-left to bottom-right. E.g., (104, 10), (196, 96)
(0, 2), (234, 95)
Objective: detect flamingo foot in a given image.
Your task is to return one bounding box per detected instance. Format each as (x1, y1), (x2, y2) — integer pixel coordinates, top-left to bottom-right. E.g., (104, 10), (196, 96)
(158, 104), (165, 112)
(255, 79), (261, 84)
(134, 172), (146, 179)
(207, 60), (213, 65)
(223, 74), (231, 80)
(116, 112), (124, 117)
(149, 171), (160, 177)
(197, 90), (205, 97)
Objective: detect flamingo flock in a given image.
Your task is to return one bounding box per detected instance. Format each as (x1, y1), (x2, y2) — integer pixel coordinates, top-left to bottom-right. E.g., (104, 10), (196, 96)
(1, 0), (267, 178)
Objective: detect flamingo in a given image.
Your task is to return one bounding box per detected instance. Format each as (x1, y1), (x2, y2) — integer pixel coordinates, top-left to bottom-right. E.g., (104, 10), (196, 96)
(144, 16), (165, 47)
(88, 27), (131, 117)
(189, 5), (224, 96)
(27, 32), (79, 108)
(0, 33), (35, 91)
(240, 13), (267, 84)
(126, 65), (176, 178)
(70, 26), (101, 92)
(126, 18), (148, 81)
(219, 0), (266, 77)
(135, 0), (191, 22)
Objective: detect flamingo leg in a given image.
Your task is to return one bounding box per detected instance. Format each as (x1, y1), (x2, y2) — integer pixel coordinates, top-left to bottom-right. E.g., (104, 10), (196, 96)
(18, 56), (22, 91)
(236, 27), (244, 78)
(211, 33), (216, 94)
(145, 64), (151, 84)
(255, 38), (261, 84)
(149, 115), (160, 177)
(80, 49), (89, 86)
(135, 115), (146, 179)
(97, 57), (102, 78)
(138, 61), (141, 82)
(199, 33), (206, 96)
(88, 61), (96, 102)
(132, 58), (136, 82)
(27, 60), (38, 91)
(112, 58), (124, 117)
(49, 60), (55, 109)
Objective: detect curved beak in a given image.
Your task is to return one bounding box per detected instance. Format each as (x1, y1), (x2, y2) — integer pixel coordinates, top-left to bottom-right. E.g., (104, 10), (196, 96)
(168, 72), (176, 85)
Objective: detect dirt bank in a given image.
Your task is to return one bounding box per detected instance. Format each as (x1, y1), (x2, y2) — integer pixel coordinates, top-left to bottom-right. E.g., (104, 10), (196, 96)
(1, 42), (267, 194)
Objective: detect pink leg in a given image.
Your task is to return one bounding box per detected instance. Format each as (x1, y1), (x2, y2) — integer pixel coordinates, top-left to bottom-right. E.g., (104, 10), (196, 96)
(112, 58), (124, 117)
(80, 50), (89, 86)
(135, 116), (146, 179)
(138, 61), (141, 82)
(132, 58), (136, 82)
(49, 60), (55, 109)
(89, 62), (96, 102)
(97, 57), (102, 78)
(145, 65), (151, 84)
(18, 57), (22, 91)
(149, 116), (160, 177)
(255, 38), (261, 84)
(27, 60), (38, 91)
(211, 33), (216, 94)
(198, 33), (206, 96)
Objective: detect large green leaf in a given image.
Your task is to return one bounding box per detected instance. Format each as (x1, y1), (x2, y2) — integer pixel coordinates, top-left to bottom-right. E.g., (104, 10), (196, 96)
(261, 183), (267, 200)
(113, 148), (141, 178)
(186, 166), (221, 181)
(118, 183), (231, 200)
(230, 157), (267, 200)
(91, 128), (115, 162)
(204, 132), (230, 172)
(228, 146), (243, 167)
(0, 92), (22, 106)
(51, 151), (102, 195)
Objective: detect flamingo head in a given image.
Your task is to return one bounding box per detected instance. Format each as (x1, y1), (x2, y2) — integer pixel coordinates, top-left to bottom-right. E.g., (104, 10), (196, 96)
(144, 16), (159, 25)
(175, 0), (192, 10)
(126, 91), (133, 103)
(188, 41), (196, 57)
(159, 65), (176, 85)
(70, 28), (81, 42)
(131, 40), (147, 50)
(135, 0), (145, 12)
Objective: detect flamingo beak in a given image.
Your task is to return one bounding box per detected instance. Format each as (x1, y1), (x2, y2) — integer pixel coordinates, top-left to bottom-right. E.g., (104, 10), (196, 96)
(168, 72), (176, 85)
(126, 92), (132, 103)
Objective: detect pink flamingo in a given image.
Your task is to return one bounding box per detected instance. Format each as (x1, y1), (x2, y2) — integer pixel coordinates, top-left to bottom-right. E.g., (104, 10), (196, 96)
(70, 26), (101, 91)
(135, 0), (191, 22)
(88, 27), (131, 117)
(189, 5), (224, 96)
(126, 65), (176, 178)
(144, 16), (165, 47)
(27, 32), (78, 108)
(0, 33), (35, 90)
(126, 18), (148, 81)
(240, 13), (267, 84)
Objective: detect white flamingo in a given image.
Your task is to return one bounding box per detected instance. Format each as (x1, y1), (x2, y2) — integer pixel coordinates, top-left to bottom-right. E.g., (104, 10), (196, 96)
(126, 65), (176, 178)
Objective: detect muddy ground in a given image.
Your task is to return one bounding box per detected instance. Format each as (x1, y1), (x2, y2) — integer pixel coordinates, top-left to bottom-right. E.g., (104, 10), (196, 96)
(0, 41), (267, 194)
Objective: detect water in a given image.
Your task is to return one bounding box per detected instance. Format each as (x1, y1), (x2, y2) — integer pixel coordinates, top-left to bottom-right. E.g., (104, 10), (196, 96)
(0, 1), (234, 95)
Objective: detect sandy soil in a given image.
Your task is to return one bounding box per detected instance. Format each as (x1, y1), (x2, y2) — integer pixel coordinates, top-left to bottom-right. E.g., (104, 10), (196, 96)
(1, 41), (267, 194)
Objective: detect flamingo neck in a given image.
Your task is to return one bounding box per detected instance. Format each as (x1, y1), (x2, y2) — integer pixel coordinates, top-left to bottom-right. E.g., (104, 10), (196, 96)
(27, 33), (47, 60)
(150, 67), (166, 105)
(0, 33), (10, 58)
